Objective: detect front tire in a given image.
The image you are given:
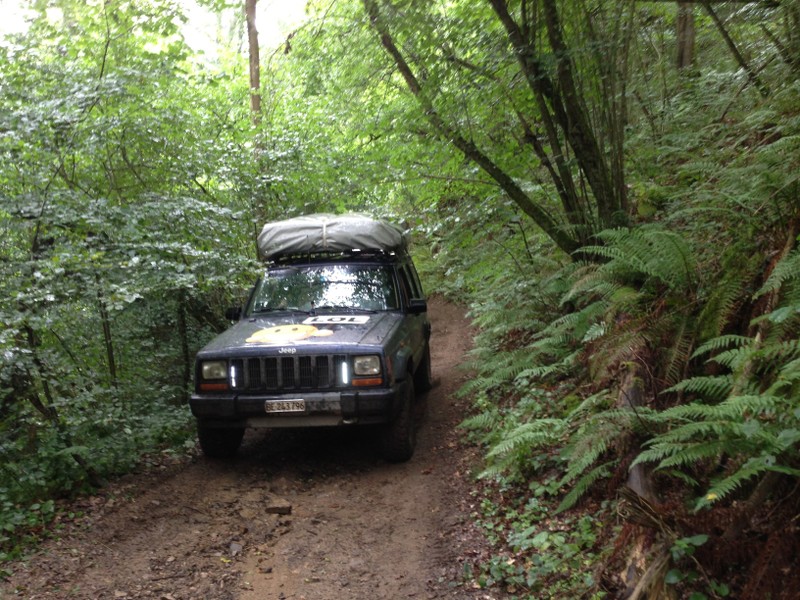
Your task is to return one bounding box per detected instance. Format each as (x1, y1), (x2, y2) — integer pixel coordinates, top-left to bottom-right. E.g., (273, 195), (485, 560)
(198, 424), (244, 458)
(414, 343), (433, 393)
(380, 378), (416, 462)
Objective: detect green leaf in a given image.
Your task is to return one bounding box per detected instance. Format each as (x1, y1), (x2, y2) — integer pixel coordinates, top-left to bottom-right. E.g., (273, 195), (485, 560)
(665, 569), (684, 584)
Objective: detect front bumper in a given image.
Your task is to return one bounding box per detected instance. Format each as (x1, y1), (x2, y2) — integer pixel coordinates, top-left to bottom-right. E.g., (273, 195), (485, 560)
(190, 385), (403, 429)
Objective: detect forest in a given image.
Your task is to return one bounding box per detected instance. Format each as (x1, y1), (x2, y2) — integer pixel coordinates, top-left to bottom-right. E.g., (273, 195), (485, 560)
(1, 0), (799, 598)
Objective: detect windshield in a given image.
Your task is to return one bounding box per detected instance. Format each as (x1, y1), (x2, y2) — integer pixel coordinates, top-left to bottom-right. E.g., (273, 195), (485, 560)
(247, 264), (399, 315)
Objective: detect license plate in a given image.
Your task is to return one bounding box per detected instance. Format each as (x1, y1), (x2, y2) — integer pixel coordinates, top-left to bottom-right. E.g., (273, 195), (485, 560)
(265, 399), (306, 414)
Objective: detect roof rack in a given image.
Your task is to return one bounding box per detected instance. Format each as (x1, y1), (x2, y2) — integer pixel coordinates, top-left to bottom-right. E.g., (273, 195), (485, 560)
(257, 213), (408, 261)
(266, 248), (402, 265)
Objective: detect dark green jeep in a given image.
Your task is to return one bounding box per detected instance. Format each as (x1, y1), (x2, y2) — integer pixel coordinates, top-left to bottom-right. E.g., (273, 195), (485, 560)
(189, 214), (432, 462)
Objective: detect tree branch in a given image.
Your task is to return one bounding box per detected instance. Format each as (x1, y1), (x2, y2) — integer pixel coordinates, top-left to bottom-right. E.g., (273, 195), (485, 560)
(702, 1), (770, 97)
(362, 0), (578, 255)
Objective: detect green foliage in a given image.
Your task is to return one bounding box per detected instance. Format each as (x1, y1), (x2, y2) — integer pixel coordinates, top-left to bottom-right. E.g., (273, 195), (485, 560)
(443, 14), (799, 589)
(665, 535), (732, 598)
(625, 239), (800, 509)
(472, 490), (611, 599)
(0, 0), (261, 556)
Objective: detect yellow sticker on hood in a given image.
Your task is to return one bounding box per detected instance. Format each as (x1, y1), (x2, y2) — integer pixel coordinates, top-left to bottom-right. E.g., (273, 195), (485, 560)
(246, 324), (334, 344)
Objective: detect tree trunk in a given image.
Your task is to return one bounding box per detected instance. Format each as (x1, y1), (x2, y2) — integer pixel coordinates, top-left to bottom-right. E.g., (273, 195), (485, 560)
(676, 3), (695, 70)
(97, 286), (118, 389)
(363, 0), (580, 255)
(540, 0), (624, 228)
(245, 0), (261, 124)
(177, 291), (191, 405)
(619, 365), (658, 504)
(489, 0), (628, 232)
(702, 2), (769, 97)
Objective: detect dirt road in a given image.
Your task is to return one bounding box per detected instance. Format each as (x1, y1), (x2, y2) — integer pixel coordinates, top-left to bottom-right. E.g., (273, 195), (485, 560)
(1, 299), (492, 600)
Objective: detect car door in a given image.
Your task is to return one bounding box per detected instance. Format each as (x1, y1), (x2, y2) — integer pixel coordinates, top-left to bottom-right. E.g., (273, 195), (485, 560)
(397, 261), (429, 369)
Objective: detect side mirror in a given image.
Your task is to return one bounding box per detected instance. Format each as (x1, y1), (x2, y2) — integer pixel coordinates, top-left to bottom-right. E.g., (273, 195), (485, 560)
(408, 298), (427, 315)
(225, 306), (242, 321)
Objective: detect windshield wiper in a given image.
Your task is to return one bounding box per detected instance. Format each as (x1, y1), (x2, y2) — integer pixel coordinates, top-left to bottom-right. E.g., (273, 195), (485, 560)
(313, 305), (376, 314)
(252, 306), (311, 315)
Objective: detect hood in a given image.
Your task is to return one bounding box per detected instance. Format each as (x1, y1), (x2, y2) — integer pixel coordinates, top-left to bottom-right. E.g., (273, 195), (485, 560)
(197, 311), (403, 358)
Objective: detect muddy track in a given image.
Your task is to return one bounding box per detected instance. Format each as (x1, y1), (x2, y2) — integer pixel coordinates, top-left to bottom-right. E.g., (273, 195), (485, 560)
(1, 299), (492, 600)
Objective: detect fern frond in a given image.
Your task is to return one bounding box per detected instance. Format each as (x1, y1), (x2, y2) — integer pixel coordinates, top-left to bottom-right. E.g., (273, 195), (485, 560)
(556, 460), (616, 513)
(649, 419), (733, 442)
(645, 439), (731, 469)
(709, 346), (751, 369)
(691, 335), (752, 359)
(485, 419), (564, 460)
(586, 227), (696, 292)
(697, 276), (747, 340)
(581, 322), (608, 343)
(659, 394), (784, 421)
(588, 328), (650, 380)
(752, 339), (800, 364)
(665, 375), (734, 401)
(770, 357), (800, 387)
(662, 314), (695, 387)
(562, 423), (615, 479)
(697, 457), (800, 510)
(566, 389), (614, 418)
(661, 468), (699, 487)
(460, 410), (501, 432)
(516, 363), (563, 380)
(755, 248), (800, 298)
(545, 300), (607, 333)
(721, 393), (788, 415)
(458, 347), (536, 396)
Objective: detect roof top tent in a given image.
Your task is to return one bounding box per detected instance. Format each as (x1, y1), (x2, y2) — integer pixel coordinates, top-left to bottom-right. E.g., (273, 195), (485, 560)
(257, 214), (408, 262)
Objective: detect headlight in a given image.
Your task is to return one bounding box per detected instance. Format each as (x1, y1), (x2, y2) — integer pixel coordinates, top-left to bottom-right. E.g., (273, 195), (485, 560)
(353, 355), (381, 376)
(201, 360), (227, 380)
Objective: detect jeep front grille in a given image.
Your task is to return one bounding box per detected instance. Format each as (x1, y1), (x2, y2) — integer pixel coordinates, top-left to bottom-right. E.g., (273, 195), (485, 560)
(229, 355), (347, 391)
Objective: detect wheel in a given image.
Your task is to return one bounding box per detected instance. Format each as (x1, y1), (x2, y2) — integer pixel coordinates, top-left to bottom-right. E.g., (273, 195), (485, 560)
(197, 424), (244, 458)
(380, 378), (416, 462)
(413, 343), (433, 393)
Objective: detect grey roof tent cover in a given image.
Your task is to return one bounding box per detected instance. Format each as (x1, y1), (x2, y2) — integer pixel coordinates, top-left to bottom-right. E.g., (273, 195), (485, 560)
(257, 213), (407, 260)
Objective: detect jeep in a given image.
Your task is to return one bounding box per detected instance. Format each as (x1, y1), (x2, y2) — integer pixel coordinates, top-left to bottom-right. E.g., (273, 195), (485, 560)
(189, 214), (431, 462)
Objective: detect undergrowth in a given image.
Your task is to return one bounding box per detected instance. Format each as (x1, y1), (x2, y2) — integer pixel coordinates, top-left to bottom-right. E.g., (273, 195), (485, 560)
(0, 397), (195, 569)
(469, 479), (613, 599)
(422, 73), (800, 599)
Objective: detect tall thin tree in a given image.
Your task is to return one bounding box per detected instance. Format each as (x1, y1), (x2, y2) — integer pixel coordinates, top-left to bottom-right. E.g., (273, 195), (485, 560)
(246, 0), (262, 123)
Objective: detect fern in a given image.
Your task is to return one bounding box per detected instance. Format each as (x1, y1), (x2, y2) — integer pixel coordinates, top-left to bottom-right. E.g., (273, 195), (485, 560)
(697, 456), (800, 511)
(633, 236), (800, 502)
(460, 409), (501, 433)
(556, 460), (615, 513)
(636, 312), (800, 508)
(691, 335), (752, 359)
(485, 419), (565, 461)
(458, 214), (798, 519)
(661, 313), (695, 386)
(666, 375), (734, 402)
(636, 439), (734, 470)
(566, 389), (616, 418)
(583, 226), (696, 292)
(751, 339), (800, 364)
(696, 255), (759, 339)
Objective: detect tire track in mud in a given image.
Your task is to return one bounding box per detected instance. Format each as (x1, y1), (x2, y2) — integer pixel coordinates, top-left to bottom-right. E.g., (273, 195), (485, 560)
(1, 298), (488, 600)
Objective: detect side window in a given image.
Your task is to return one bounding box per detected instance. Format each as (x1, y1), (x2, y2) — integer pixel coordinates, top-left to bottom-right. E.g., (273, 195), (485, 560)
(405, 264), (424, 299)
(397, 267), (413, 306)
